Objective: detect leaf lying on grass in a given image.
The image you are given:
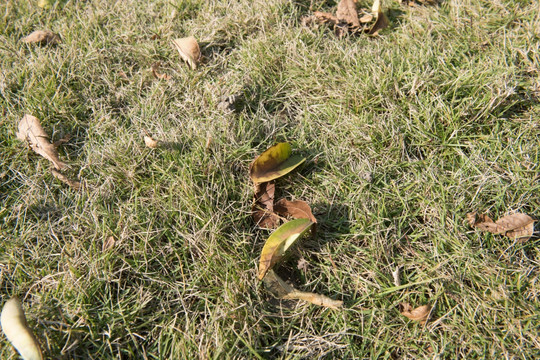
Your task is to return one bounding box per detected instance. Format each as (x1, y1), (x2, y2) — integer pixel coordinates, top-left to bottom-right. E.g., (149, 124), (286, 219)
(171, 36), (201, 70)
(274, 199), (317, 223)
(250, 143), (305, 183)
(252, 181), (280, 229)
(17, 114), (67, 170)
(400, 303), (431, 324)
(263, 270), (343, 309)
(22, 30), (60, 45)
(307, 0), (389, 37)
(400, 0), (439, 6)
(258, 218), (314, 280)
(51, 169), (81, 190)
(1, 297), (43, 360)
(151, 62), (171, 80)
(144, 136), (160, 149)
(102, 236), (116, 252)
(467, 212), (536, 241)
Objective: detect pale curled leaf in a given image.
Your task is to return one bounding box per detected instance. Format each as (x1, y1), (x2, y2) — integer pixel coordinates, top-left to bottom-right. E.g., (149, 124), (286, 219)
(1, 298), (43, 360)
(102, 236), (116, 252)
(144, 136), (159, 149)
(263, 270), (343, 309)
(400, 303), (431, 324)
(51, 169), (81, 190)
(17, 114), (67, 170)
(22, 30), (60, 45)
(250, 143), (305, 183)
(171, 36), (201, 70)
(151, 62), (171, 80)
(258, 218), (314, 280)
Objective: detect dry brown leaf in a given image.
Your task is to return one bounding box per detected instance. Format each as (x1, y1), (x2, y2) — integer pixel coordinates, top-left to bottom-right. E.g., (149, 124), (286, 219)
(151, 62), (171, 80)
(17, 114), (67, 170)
(467, 211), (536, 241)
(400, 303), (431, 324)
(51, 169), (81, 190)
(102, 236), (115, 252)
(252, 182), (280, 229)
(144, 136), (159, 149)
(171, 36), (201, 70)
(118, 71), (129, 80)
(313, 11), (339, 26)
(336, 0), (360, 27)
(22, 30), (60, 45)
(274, 199), (317, 223)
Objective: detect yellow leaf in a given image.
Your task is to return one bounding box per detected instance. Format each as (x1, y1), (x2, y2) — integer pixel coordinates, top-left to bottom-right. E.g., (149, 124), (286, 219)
(258, 218), (313, 280)
(249, 143), (305, 183)
(1, 298), (43, 360)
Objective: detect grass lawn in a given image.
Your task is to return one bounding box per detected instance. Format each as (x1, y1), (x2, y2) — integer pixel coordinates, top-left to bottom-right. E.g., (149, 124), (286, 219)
(1, 0), (539, 358)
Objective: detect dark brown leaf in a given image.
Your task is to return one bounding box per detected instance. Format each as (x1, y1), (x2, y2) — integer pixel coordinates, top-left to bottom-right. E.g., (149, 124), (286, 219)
(252, 182), (280, 229)
(274, 199), (317, 223)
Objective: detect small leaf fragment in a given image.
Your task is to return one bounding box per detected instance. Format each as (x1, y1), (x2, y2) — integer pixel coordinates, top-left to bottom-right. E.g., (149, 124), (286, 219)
(250, 143), (305, 183)
(151, 62), (171, 80)
(1, 297), (43, 360)
(144, 136), (159, 149)
(17, 114), (67, 170)
(258, 218), (313, 280)
(400, 303), (431, 324)
(22, 30), (60, 45)
(274, 199), (317, 223)
(51, 169), (81, 190)
(171, 36), (201, 70)
(102, 236), (116, 252)
(263, 270), (342, 309)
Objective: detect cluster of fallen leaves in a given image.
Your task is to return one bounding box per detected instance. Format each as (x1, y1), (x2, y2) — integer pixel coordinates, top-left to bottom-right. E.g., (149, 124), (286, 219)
(302, 0), (389, 37)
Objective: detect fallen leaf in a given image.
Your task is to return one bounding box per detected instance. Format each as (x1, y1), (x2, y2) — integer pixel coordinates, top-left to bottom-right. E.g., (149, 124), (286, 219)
(171, 36), (201, 70)
(102, 236), (115, 252)
(144, 136), (159, 149)
(51, 169), (81, 190)
(252, 181), (280, 229)
(336, 0), (360, 27)
(258, 218), (314, 280)
(249, 143), (305, 183)
(313, 11), (339, 26)
(263, 270), (343, 309)
(467, 211), (536, 241)
(151, 62), (171, 80)
(17, 114), (67, 170)
(368, 0), (389, 35)
(150, 33), (160, 40)
(1, 297), (43, 360)
(37, 0), (54, 9)
(274, 199), (317, 223)
(22, 30), (60, 45)
(118, 71), (129, 80)
(400, 303), (431, 324)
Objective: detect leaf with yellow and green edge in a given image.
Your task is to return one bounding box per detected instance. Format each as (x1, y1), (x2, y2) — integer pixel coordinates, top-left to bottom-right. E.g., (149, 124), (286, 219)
(250, 143), (305, 183)
(258, 218), (313, 280)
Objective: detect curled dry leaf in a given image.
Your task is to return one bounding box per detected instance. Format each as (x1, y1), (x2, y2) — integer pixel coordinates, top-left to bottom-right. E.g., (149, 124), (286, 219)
(151, 62), (171, 80)
(258, 218), (314, 280)
(252, 181), (280, 229)
(144, 136), (159, 149)
(274, 199), (317, 223)
(263, 270), (343, 309)
(467, 211), (536, 242)
(171, 36), (201, 70)
(249, 142), (305, 183)
(368, 0), (389, 35)
(400, 303), (431, 324)
(1, 297), (43, 360)
(336, 0), (360, 27)
(17, 114), (67, 170)
(22, 30), (60, 45)
(51, 169), (81, 190)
